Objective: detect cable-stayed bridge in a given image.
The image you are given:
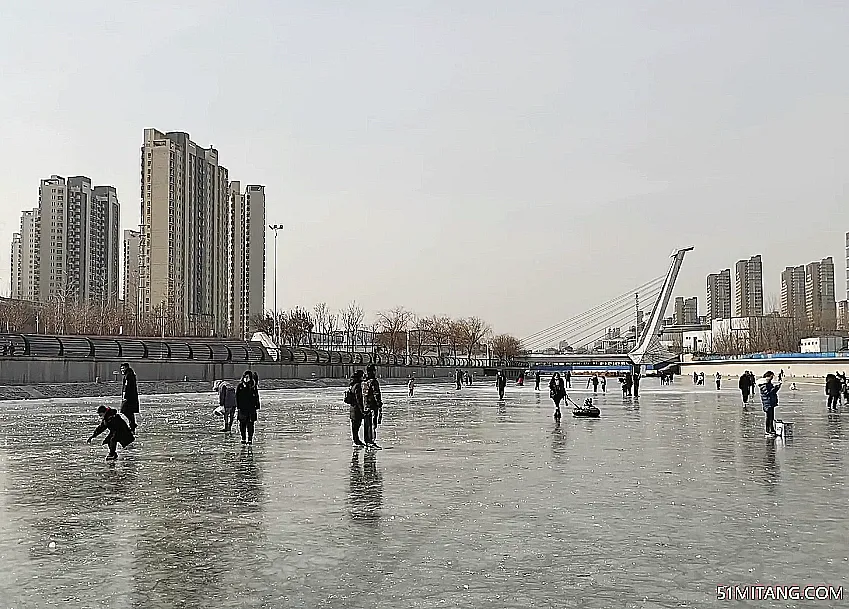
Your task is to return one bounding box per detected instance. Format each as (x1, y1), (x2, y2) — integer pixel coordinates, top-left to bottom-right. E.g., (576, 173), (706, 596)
(521, 248), (693, 370)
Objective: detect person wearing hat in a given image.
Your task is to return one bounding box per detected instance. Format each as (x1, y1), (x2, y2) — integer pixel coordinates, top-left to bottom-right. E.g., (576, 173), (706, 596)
(345, 369), (366, 447)
(756, 370), (781, 436)
(87, 405), (135, 461)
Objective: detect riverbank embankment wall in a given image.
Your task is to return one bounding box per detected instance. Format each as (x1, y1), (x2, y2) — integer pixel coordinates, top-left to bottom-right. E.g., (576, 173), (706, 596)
(0, 357), (456, 385)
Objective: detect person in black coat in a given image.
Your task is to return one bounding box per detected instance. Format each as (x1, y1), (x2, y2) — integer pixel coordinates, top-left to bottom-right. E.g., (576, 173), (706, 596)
(496, 371), (507, 400)
(346, 370), (365, 447)
(236, 370), (260, 445)
(534, 370), (541, 391)
(87, 405), (134, 460)
(364, 364), (383, 447)
(549, 372), (566, 420)
(739, 373), (751, 404)
(120, 363), (140, 432)
(825, 373), (842, 410)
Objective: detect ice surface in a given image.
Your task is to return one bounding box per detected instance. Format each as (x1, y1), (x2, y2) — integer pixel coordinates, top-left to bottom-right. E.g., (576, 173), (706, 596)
(0, 381), (847, 607)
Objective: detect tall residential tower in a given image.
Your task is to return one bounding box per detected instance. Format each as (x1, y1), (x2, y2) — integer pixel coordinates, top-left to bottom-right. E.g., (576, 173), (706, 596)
(806, 257), (836, 330)
(139, 129), (229, 336)
(735, 255), (764, 317)
(227, 182), (266, 339)
(706, 269), (731, 320)
(780, 265), (806, 320)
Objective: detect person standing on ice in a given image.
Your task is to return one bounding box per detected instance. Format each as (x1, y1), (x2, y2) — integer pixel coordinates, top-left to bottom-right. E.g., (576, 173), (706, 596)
(363, 364), (383, 449)
(236, 371), (260, 445)
(346, 370), (365, 447)
(549, 373), (566, 418)
(496, 371), (507, 400)
(715, 372), (721, 390)
(87, 405), (135, 461)
(120, 363), (140, 432)
(738, 373), (750, 404)
(534, 370), (541, 391)
(757, 370), (780, 437)
(825, 373), (842, 410)
(408, 375), (415, 397)
(218, 380), (237, 432)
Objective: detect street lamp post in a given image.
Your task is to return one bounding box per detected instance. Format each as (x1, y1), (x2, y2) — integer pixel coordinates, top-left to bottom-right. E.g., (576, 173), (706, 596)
(268, 224), (285, 345)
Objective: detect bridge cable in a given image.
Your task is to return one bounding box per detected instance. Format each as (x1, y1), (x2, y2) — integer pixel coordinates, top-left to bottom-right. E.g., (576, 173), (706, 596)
(519, 275), (665, 346)
(521, 279), (664, 349)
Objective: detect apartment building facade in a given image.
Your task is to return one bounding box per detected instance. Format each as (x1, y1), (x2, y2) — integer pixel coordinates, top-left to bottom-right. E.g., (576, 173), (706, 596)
(227, 182), (266, 339)
(706, 269), (731, 320)
(780, 265), (806, 320)
(735, 255), (764, 317)
(139, 129), (230, 336)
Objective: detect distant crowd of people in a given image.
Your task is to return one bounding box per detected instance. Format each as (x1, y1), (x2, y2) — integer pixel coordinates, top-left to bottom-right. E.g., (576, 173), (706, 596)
(82, 357), (849, 462)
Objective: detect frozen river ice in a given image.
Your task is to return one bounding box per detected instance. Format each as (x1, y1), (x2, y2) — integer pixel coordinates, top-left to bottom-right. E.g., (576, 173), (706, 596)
(0, 379), (847, 608)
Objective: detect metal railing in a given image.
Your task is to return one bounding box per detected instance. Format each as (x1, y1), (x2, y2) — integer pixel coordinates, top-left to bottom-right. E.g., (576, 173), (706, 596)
(0, 334), (518, 368)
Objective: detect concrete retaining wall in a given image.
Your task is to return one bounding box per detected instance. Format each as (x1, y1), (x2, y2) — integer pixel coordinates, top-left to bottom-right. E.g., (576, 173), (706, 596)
(680, 358), (849, 379)
(0, 358), (456, 385)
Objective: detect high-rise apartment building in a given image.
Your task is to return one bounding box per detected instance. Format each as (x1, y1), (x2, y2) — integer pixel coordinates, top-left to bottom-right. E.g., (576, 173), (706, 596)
(88, 185), (120, 304)
(139, 129), (229, 336)
(123, 229), (141, 317)
(706, 269), (732, 320)
(780, 265), (806, 320)
(735, 255), (763, 317)
(227, 182), (266, 339)
(674, 296), (698, 324)
(17, 209), (39, 302)
(683, 297), (698, 324)
(10, 233), (21, 299)
(845, 232), (849, 301)
(674, 296), (685, 325)
(806, 257), (836, 329)
(34, 175), (120, 305)
(38, 175), (68, 302)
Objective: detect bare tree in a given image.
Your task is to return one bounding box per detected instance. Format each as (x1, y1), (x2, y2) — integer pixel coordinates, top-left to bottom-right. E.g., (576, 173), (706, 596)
(313, 302), (330, 347)
(412, 315), (432, 356)
(279, 307), (314, 347)
(326, 312), (341, 349)
(0, 299), (34, 332)
(250, 311), (275, 336)
(764, 293), (780, 316)
(447, 318), (465, 356)
(341, 300), (365, 352)
(375, 306), (415, 355)
(426, 315), (451, 356)
(458, 316), (492, 356)
(491, 333), (521, 361)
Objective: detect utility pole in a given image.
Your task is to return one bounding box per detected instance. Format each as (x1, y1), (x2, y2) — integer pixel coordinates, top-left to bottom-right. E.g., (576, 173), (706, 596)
(268, 224), (285, 345)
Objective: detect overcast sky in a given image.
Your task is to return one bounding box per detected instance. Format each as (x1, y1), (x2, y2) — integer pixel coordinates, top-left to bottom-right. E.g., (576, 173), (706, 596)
(0, 1), (847, 340)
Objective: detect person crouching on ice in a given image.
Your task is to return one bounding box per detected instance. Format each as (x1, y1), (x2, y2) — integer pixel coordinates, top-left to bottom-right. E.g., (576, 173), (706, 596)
(87, 405), (135, 461)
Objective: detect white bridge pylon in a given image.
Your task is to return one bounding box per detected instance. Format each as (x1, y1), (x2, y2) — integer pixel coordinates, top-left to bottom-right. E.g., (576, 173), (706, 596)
(628, 247), (693, 367)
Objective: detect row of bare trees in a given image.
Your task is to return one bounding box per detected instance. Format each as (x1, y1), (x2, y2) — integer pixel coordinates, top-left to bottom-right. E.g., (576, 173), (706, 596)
(248, 302), (523, 360)
(0, 296), (523, 361)
(710, 316), (814, 356)
(0, 298), (205, 337)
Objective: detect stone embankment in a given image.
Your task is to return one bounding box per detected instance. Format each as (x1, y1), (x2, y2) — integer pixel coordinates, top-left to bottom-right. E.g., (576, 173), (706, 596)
(0, 376), (446, 402)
